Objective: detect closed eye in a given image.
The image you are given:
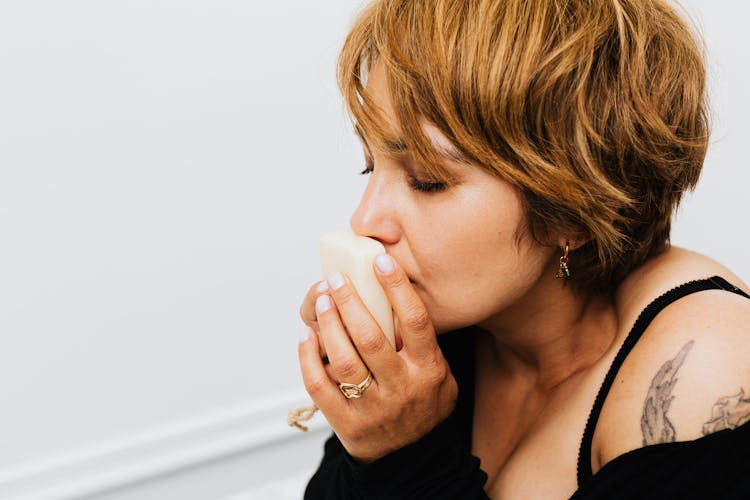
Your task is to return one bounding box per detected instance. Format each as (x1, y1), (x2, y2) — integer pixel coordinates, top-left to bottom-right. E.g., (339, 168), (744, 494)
(409, 177), (447, 193)
(359, 164), (446, 193)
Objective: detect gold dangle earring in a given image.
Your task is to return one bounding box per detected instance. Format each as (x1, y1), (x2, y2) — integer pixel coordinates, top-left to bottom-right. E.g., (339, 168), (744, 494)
(556, 243), (571, 279)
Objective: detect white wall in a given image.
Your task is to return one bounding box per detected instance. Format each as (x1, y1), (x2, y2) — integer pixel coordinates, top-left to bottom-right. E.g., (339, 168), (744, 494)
(670, 1), (750, 264)
(0, 1), (747, 499)
(0, 1), (367, 498)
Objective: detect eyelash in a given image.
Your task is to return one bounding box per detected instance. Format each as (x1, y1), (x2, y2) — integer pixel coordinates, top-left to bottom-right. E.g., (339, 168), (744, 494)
(359, 164), (447, 193)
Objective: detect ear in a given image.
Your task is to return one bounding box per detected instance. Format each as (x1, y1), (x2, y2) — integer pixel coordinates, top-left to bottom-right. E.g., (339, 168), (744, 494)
(556, 235), (587, 252)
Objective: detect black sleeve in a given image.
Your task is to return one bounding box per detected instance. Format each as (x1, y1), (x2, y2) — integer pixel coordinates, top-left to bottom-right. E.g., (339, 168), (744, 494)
(304, 328), (490, 500)
(571, 421), (750, 500)
(303, 412), (489, 500)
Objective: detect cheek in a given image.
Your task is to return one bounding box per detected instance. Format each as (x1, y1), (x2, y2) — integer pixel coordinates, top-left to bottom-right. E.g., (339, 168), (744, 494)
(412, 219), (519, 324)
(411, 193), (551, 330)
(424, 246), (551, 332)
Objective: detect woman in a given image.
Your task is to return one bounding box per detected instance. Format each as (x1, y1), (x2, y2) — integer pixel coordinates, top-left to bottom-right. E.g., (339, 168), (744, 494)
(297, 0), (750, 498)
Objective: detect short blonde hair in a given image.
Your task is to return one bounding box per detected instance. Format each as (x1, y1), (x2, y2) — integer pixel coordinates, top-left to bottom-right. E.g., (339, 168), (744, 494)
(338, 0), (709, 295)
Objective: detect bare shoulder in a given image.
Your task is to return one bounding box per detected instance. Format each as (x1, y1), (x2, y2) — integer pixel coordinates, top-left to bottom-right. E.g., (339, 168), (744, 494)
(614, 246), (750, 320)
(591, 246), (750, 472)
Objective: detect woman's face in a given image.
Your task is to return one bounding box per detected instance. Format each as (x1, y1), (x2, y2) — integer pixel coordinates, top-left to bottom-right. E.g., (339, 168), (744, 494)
(350, 62), (558, 334)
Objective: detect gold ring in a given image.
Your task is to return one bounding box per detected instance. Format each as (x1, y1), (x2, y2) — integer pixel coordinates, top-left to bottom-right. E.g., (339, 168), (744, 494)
(338, 372), (373, 399)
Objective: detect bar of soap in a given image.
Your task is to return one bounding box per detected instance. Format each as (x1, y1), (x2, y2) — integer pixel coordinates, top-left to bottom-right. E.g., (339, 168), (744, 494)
(320, 230), (395, 348)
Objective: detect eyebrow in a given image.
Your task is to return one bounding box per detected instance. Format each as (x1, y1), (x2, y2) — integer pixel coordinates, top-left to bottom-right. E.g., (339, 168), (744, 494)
(356, 127), (470, 165)
(431, 142), (470, 164)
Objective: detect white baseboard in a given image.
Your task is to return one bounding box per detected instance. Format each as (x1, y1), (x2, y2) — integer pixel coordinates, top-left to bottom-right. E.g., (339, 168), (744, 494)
(0, 391), (330, 500)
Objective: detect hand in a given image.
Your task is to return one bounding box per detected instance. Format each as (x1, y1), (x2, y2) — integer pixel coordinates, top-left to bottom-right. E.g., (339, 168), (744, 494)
(297, 254), (458, 462)
(299, 278), (403, 360)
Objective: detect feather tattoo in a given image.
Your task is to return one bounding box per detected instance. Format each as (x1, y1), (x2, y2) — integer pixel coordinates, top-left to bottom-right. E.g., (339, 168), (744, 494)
(640, 340), (694, 446)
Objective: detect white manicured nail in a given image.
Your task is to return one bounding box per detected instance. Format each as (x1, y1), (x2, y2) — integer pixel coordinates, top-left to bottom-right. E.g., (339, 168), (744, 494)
(299, 325), (312, 343)
(375, 253), (394, 274)
(326, 272), (345, 290)
(316, 295), (332, 315)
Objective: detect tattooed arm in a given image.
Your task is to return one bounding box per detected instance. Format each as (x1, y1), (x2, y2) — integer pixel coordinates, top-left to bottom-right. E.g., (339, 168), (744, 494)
(591, 288), (750, 474)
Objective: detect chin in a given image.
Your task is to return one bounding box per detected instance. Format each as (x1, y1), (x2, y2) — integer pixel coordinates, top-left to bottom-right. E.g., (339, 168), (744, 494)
(427, 310), (470, 335)
(411, 285), (470, 334)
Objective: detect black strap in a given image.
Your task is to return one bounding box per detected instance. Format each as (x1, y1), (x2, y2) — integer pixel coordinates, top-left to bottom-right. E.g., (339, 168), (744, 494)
(576, 276), (750, 486)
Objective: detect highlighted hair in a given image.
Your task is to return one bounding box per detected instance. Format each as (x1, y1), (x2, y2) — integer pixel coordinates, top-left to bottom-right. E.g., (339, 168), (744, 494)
(338, 0), (709, 294)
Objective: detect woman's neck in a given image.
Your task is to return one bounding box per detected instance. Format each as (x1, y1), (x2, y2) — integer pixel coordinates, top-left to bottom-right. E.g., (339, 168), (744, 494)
(477, 278), (619, 391)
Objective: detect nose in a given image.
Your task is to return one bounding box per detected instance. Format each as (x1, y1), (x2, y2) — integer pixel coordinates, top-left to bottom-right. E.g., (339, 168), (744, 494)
(349, 169), (401, 246)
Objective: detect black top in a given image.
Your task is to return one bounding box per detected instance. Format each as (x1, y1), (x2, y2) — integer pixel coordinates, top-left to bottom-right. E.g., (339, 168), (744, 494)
(304, 276), (750, 499)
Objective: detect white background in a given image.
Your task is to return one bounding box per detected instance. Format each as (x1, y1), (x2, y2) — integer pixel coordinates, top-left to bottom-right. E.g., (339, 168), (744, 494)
(0, 1), (747, 498)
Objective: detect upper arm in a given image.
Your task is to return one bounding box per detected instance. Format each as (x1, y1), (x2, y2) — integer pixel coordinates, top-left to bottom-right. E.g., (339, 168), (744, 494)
(592, 288), (750, 472)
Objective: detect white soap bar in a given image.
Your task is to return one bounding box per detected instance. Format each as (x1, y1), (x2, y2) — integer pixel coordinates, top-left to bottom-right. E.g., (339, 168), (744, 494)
(320, 230), (395, 348)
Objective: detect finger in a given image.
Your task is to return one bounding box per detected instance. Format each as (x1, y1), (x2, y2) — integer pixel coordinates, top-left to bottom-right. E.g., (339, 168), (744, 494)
(315, 293), (374, 387)
(300, 280), (330, 330)
(325, 271), (404, 378)
(373, 254), (438, 355)
(324, 361), (338, 383)
(298, 324), (344, 421)
(300, 280), (329, 358)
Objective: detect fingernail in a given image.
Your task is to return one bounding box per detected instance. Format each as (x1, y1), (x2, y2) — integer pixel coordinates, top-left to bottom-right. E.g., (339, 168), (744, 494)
(326, 272), (345, 290)
(375, 253), (394, 274)
(316, 280), (329, 293)
(299, 325), (312, 343)
(316, 294), (332, 315)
